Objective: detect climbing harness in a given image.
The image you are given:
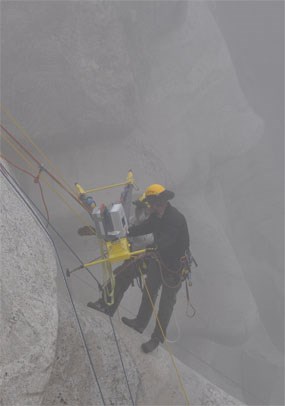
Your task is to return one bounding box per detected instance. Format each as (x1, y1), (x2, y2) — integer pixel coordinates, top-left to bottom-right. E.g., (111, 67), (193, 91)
(181, 248), (198, 318)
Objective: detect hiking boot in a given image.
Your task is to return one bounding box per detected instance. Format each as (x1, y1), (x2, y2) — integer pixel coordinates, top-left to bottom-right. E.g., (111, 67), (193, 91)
(78, 226), (96, 236)
(87, 299), (113, 316)
(141, 337), (160, 353)
(121, 317), (144, 334)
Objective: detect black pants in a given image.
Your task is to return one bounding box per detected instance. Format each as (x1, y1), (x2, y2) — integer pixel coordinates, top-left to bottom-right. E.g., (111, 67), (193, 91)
(136, 259), (182, 342)
(106, 257), (182, 342)
(105, 260), (141, 315)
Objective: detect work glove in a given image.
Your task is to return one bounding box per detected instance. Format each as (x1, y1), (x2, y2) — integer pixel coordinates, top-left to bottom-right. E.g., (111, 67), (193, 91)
(146, 243), (158, 252)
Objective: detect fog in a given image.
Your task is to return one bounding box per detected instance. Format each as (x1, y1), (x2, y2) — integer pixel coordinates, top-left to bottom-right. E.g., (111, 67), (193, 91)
(1, 1), (284, 405)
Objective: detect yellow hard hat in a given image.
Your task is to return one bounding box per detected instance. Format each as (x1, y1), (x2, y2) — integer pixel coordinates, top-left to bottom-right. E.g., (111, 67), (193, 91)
(145, 184), (166, 197)
(144, 184), (174, 202)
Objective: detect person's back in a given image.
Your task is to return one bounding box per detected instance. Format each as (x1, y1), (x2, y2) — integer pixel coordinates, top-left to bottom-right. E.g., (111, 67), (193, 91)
(151, 203), (189, 269)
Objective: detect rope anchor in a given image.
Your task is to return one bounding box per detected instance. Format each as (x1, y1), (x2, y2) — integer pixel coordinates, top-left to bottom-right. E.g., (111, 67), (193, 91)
(34, 164), (45, 184)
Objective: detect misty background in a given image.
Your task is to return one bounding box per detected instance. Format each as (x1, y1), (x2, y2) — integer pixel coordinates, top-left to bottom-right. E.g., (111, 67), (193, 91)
(1, 1), (284, 405)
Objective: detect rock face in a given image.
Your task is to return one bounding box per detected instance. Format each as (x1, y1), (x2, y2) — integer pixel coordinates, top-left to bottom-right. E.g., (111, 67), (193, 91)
(41, 296), (140, 406)
(0, 167), (243, 405)
(0, 167), (58, 405)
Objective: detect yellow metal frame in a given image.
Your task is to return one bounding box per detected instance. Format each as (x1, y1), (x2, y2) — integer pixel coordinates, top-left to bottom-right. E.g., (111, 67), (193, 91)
(83, 238), (146, 267)
(75, 169), (135, 197)
(74, 170), (141, 305)
(82, 237), (146, 306)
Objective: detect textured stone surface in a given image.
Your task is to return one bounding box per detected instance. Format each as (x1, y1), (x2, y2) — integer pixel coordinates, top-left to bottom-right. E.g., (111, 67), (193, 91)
(42, 296), (140, 406)
(42, 297), (244, 406)
(0, 168), (58, 406)
(111, 319), (244, 406)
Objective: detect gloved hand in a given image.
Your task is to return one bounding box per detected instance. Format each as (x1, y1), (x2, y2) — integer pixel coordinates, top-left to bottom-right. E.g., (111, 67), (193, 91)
(146, 243), (158, 252)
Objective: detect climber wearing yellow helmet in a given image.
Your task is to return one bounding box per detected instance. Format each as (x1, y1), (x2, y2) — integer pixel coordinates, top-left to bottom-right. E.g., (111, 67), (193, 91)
(123, 184), (189, 352)
(88, 184), (190, 353)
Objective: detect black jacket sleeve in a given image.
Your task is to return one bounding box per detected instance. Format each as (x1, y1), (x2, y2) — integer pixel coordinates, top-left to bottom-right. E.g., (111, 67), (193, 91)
(128, 217), (154, 237)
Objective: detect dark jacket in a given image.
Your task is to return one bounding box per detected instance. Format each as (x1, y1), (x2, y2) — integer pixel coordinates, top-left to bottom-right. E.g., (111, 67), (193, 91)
(128, 203), (189, 269)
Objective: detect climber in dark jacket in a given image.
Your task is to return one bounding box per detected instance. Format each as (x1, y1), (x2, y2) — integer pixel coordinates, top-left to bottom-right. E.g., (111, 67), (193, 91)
(128, 189), (189, 271)
(88, 184), (190, 353)
(125, 184), (189, 352)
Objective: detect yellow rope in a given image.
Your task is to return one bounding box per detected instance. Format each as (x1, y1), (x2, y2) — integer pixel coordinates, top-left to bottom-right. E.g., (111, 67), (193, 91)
(1, 131), (39, 172)
(85, 181), (129, 194)
(0, 132), (95, 230)
(0, 104), (75, 196)
(139, 266), (191, 405)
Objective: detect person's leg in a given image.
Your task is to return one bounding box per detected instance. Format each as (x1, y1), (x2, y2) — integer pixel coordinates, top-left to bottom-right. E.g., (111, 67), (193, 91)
(111, 262), (139, 312)
(151, 282), (182, 343)
(141, 282), (181, 353)
(88, 260), (137, 315)
(135, 260), (162, 327)
(122, 259), (161, 330)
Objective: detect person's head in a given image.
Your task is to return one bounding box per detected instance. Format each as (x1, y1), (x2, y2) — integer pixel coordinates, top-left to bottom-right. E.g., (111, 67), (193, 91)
(143, 184), (175, 217)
